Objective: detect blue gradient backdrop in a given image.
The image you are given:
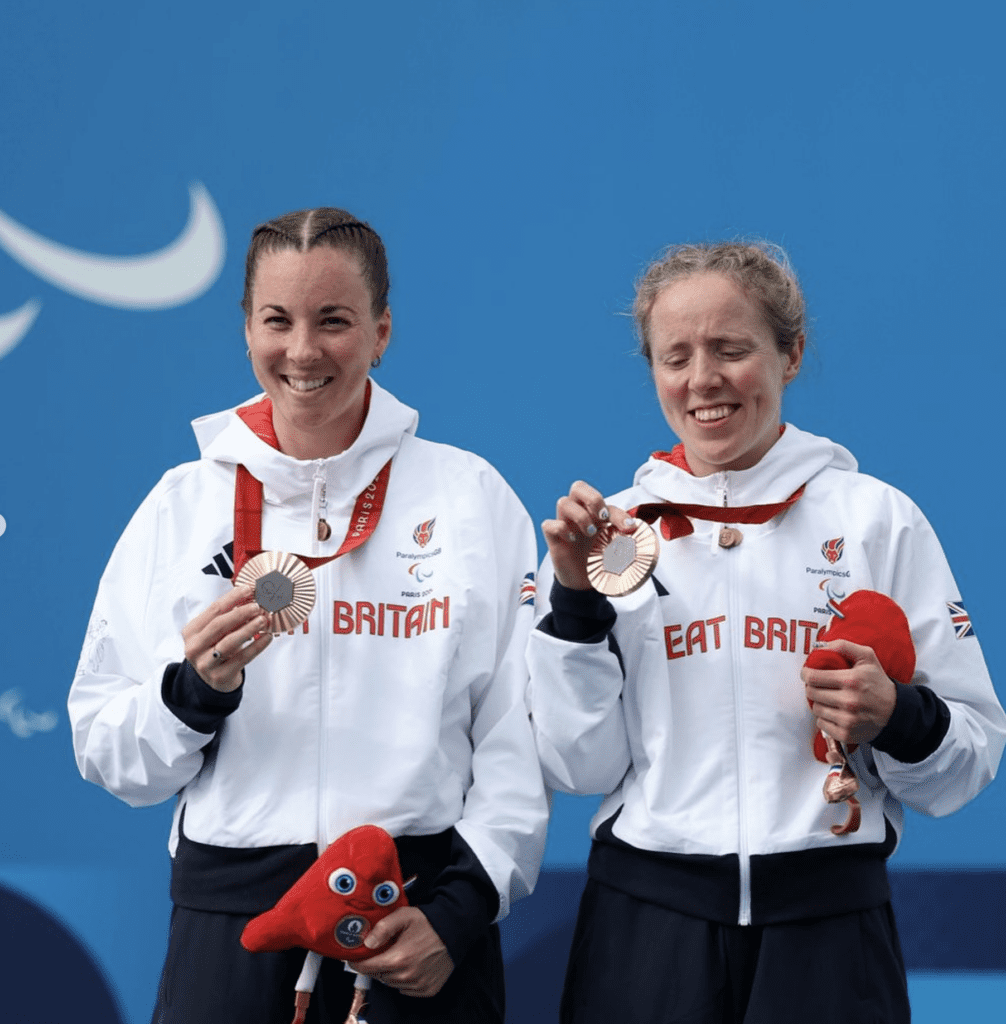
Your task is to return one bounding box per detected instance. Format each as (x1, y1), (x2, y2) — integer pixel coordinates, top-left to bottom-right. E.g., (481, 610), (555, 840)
(1, 2), (1004, 1021)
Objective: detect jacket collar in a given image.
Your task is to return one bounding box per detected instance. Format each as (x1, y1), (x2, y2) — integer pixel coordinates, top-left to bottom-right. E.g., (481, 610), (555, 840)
(191, 379), (419, 508)
(633, 424), (857, 507)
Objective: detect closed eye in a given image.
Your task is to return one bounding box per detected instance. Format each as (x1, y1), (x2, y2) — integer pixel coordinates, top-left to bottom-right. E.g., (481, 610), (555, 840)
(662, 355), (689, 369)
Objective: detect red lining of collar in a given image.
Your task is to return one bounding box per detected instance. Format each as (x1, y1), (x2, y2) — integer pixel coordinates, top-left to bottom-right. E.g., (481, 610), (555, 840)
(234, 380), (373, 455)
(650, 425), (787, 476)
(236, 397), (279, 450)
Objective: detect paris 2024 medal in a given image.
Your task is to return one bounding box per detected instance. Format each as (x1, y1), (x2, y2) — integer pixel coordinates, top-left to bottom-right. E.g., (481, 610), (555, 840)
(586, 520), (660, 597)
(234, 552), (316, 634)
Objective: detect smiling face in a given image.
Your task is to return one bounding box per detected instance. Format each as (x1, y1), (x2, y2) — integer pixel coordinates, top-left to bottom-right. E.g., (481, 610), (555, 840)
(648, 273), (803, 477)
(245, 246), (391, 459)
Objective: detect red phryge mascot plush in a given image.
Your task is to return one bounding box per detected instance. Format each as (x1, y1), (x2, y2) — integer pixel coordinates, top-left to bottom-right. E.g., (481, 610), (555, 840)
(242, 824), (411, 1024)
(804, 590), (916, 836)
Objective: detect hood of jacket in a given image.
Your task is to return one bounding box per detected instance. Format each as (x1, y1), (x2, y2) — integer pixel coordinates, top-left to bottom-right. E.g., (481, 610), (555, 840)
(191, 379), (419, 507)
(632, 423), (857, 507)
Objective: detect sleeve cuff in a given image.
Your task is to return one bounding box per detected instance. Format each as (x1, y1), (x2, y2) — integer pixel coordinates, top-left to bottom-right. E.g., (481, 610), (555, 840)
(536, 579), (617, 643)
(415, 831), (500, 967)
(872, 682), (951, 764)
(161, 660), (243, 734)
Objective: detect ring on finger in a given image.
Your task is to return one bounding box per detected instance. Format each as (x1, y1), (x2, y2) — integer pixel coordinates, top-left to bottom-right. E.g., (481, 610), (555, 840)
(212, 649), (225, 661)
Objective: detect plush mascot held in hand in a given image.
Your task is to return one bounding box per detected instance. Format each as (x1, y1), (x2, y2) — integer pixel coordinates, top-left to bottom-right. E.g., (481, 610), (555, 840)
(804, 590), (916, 836)
(242, 824), (411, 1024)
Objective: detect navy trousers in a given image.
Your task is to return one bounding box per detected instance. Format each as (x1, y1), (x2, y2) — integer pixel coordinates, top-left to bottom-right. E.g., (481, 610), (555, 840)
(151, 905), (504, 1024)
(560, 879), (911, 1024)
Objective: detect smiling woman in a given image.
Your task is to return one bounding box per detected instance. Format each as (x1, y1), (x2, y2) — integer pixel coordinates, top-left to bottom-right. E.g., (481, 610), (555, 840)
(526, 240), (1005, 1024)
(646, 272), (802, 477)
(245, 246), (391, 459)
(68, 207), (548, 1024)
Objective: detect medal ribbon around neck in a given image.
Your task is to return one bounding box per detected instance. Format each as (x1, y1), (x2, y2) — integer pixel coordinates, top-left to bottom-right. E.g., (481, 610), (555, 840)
(637, 443), (805, 541)
(233, 461), (393, 575)
(632, 486), (805, 542)
(230, 397), (392, 631)
(587, 488), (805, 597)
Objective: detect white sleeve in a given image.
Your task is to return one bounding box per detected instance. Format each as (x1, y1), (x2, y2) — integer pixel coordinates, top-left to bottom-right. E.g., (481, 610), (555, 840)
(525, 556), (633, 796)
(451, 466), (549, 920)
(68, 476), (217, 808)
(869, 498), (1006, 816)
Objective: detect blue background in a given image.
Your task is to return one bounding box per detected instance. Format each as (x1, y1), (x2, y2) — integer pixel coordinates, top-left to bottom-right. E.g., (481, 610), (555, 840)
(1, 1), (1004, 1020)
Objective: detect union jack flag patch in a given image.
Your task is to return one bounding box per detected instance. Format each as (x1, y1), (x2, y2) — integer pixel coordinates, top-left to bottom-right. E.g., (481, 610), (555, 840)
(519, 572), (536, 607)
(947, 601), (974, 639)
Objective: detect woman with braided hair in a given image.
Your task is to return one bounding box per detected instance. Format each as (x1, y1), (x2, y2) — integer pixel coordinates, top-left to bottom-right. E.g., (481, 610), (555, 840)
(69, 207), (547, 1023)
(526, 240), (1005, 1023)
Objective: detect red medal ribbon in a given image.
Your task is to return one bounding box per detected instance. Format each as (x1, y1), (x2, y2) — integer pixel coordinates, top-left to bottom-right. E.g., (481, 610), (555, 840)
(232, 396), (392, 578)
(633, 444), (805, 541)
(631, 487), (805, 542)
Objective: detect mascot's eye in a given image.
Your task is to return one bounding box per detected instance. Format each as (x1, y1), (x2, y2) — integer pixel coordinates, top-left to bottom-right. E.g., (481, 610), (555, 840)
(372, 881), (400, 906)
(328, 868), (357, 895)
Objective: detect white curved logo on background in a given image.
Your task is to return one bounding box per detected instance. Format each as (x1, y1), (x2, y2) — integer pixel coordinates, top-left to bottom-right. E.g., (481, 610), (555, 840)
(0, 182), (225, 356)
(0, 298), (41, 360)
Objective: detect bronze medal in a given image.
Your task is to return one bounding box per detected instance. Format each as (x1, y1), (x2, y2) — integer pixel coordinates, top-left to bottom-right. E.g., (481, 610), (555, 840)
(586, 521), (660, 597)
(234, 551), (316, 634)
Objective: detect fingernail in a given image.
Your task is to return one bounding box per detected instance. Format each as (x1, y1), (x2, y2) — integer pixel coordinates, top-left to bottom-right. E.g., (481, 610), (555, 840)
(586, 524), (597, 537)
(598, 507), (610, 522)
(624, 517), (638, 528)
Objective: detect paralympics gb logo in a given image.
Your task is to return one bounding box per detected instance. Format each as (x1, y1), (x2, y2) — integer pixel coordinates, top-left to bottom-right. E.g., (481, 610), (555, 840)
(0, 182), (225, 358)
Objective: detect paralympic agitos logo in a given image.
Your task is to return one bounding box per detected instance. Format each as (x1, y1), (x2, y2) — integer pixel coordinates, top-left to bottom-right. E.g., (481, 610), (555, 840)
(0, 182), (225, 357)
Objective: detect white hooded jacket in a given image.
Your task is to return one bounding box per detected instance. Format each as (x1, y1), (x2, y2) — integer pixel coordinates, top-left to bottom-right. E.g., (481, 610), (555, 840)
(70, 381), (548, 923)
(527, 424), (1005, 926)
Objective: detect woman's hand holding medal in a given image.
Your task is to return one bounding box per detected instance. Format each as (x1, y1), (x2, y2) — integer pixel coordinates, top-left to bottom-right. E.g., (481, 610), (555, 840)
(183, 586), (273, 692)
(543, 480), (653, 594)
(802, 638), (898, 746)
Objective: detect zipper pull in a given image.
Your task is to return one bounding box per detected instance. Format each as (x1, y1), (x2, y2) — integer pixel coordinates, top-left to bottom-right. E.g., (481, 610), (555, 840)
(317, 485), (331, 541)
(715, 472), (742, 548)
(311, 465), (331, 546)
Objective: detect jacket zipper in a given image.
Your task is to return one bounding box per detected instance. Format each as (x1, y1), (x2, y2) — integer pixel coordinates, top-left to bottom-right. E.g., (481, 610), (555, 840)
(314, 462), (331, 850)
(722, 474), (752, 925)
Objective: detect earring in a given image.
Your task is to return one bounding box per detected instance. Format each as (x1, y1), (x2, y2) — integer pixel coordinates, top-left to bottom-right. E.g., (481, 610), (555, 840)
(371, 355), (382, 369)
(246, 348), (252, 360)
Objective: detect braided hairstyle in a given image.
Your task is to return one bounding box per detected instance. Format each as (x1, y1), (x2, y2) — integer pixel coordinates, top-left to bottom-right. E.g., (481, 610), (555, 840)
(241, 208), (390, 319)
